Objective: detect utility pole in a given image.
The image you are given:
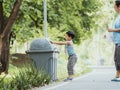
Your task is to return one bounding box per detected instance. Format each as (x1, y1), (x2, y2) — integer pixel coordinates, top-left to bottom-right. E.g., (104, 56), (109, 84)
(43, 0), (47, 38)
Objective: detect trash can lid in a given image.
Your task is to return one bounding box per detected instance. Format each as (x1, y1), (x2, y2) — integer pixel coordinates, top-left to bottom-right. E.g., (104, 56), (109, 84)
(29, 38), (55, 51)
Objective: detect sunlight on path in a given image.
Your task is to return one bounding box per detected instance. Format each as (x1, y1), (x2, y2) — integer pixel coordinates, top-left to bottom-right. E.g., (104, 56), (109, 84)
(38, 66), (120, 90)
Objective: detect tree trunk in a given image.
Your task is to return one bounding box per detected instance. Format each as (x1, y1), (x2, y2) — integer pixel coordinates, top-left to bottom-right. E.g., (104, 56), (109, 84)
(0, 0), (22, 74)
(0, 36), (10, 74)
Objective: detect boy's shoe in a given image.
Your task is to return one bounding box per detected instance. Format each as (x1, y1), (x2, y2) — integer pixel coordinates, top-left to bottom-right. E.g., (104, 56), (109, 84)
(111, 77), (120, 82)
(64, 77), (73, 82)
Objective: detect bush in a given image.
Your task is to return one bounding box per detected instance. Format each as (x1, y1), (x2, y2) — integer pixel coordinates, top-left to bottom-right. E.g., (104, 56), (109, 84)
(0, 64), (51, 90)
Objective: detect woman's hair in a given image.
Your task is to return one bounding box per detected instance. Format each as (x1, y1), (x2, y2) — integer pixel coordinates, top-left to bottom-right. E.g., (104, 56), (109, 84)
(66, 31), (75, 39)
(115, 0), (120, 7)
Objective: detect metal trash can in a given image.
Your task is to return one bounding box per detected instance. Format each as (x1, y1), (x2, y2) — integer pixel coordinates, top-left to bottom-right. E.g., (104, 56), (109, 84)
(26, 38), (59, 81)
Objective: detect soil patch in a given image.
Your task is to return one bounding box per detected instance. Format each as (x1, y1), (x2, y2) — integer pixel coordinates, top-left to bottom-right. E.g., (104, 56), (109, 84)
(10, 53), (31, 67)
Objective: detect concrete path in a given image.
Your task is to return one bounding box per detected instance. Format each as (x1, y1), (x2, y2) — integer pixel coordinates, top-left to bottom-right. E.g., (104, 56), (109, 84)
(35, 66), (120, 90)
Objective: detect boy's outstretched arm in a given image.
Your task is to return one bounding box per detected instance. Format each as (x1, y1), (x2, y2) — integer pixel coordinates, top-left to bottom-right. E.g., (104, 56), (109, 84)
(51, 41), (70, 45)
(108, 28), (120, 32)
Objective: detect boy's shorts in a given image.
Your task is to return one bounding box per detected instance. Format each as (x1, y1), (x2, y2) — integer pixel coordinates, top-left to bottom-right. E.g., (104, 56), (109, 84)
(67, 54), (77, 75)
(114, 44), (120, 70)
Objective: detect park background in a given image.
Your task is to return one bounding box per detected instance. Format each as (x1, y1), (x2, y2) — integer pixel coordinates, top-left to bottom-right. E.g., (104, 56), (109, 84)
(0, 0), (117, 89)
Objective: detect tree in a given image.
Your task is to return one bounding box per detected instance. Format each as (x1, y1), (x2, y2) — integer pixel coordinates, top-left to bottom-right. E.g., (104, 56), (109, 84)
(11, 0), (44, 44)
(47, 0), (103, 43)
(0, 0), (22, 74)
(13, 0), (103, 45)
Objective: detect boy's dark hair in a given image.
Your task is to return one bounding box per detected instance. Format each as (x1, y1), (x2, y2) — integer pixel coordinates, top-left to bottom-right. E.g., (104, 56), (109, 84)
(115, 0), (120, 7)
(66, 31), (75, 39)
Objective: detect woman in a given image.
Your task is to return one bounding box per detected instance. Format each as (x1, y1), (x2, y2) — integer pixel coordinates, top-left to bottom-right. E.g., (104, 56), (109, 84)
(108, 0), (120, 81)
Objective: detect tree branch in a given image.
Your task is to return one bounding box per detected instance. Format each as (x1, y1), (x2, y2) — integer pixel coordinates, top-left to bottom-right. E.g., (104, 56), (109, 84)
(0, 1), (4, 34)
(1, 0), (22, 38)
(29, 15), (36, 23)
(29, 15), (39, 27)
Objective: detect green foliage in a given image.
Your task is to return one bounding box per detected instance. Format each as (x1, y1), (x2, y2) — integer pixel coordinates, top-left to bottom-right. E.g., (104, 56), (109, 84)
(47, 0), (103, 44)
(0, 64), (51, 90)
(2, 0), (115, 45)
(1, 0), (104, 46)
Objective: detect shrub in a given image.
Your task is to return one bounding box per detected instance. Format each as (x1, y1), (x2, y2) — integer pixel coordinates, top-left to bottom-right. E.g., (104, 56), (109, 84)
(0, 64), (51, 90)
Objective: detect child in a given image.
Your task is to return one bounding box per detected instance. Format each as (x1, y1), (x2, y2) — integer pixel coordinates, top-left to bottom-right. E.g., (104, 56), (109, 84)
(108, 0), (120, 81)
(51, 31), (77, 81)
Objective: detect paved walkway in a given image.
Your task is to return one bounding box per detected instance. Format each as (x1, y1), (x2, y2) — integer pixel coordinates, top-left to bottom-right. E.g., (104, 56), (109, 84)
(35, 66), (120, 90)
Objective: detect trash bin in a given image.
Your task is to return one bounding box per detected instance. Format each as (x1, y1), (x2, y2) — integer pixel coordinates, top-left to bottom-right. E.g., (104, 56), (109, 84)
(26, 38), (59, 81)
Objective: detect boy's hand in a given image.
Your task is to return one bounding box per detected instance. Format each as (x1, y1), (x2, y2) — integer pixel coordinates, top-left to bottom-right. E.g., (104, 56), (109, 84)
(50, 40), (53, 44)
(50, 40), (55, 44)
